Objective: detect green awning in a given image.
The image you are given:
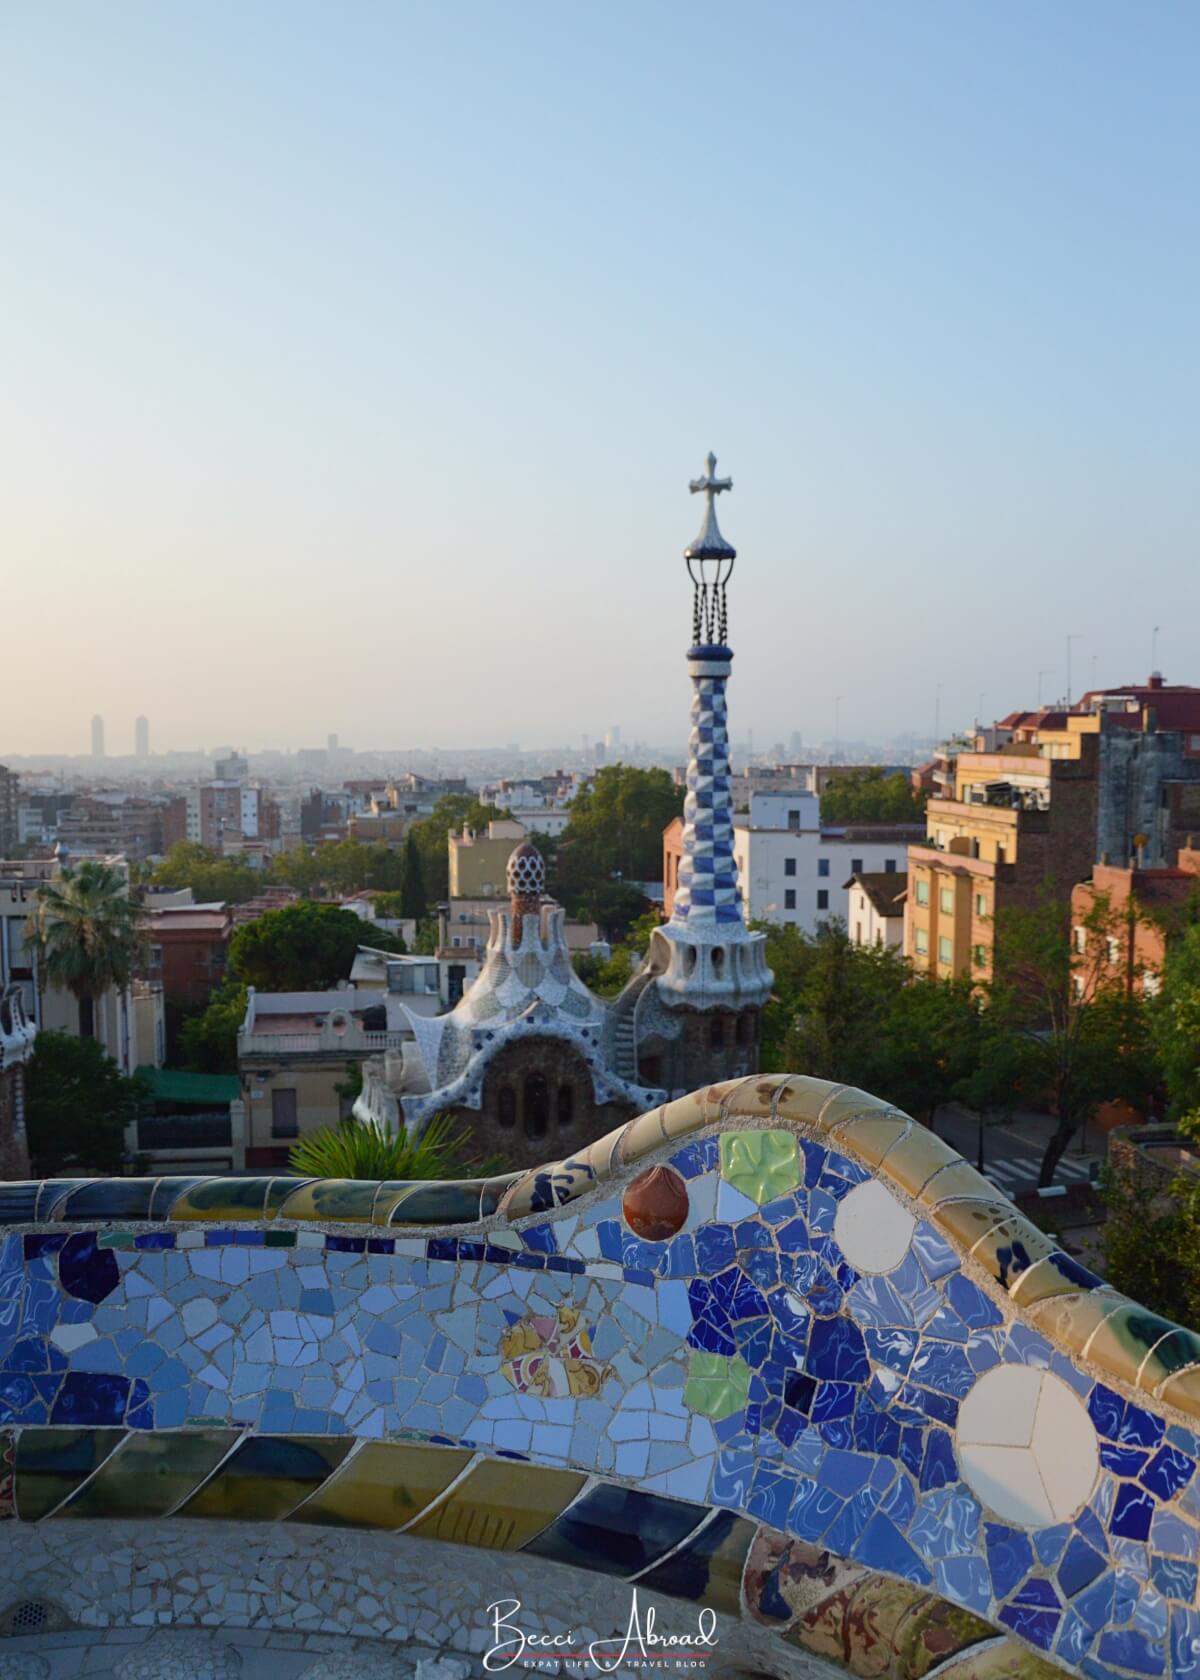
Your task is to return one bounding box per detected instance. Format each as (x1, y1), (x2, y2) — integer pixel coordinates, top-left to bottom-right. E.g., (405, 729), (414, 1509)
(136, 1067), (240, 1105)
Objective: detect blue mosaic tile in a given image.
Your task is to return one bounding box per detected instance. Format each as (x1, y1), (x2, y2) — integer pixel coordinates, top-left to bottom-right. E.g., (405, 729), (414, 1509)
(986, 1523), (1034, 1599)
(1142, 1444), (1195, 1502)
(1112, 1484), (1157, 1542)
(1098, 1628), (1165, 1675)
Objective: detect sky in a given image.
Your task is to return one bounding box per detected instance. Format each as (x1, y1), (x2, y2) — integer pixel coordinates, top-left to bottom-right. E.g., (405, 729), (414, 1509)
(2, 2), (1198, 757)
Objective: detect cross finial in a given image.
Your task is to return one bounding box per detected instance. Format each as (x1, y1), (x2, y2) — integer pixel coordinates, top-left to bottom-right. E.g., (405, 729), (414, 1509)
(689, 451), (733, 501)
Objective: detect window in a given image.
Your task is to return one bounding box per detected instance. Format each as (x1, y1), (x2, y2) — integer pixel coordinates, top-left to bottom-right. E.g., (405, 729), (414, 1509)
(851, 858), (863, 874)
(784, 858), (796, 877)
(885, 859), (897, 873)
(855, 921), (863, 945)
(939, 887), (954, 914)
(784, 889), (796, 910)
(1073, 926), (1086, 953)
(915, 928), (929, 955)
(817, 889), (829, 911)
(1143, 972), (1162, 998)
(497, 1086), (516, 1128)
(787, 809), (801, 831)
(524, 1072), (548, 1139)
(557, 1084), (574, 1126)
(973, 944), (986, 966)
(975, 893), (988, 918)
(1072, 974), (1085, 1000)
(915, 880), (930, 906)
(818, 859), (830, 878)
(1106, 937), (1121, 965)
(270, 1088), (298, 1139)
(938, 936), (953, 965)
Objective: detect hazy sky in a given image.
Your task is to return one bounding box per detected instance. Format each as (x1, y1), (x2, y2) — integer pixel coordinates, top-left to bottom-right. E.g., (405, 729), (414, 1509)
(3, 2), (1197, 756)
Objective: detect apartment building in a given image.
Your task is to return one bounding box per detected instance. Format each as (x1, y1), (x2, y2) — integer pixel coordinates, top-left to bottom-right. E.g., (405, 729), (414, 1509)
(908, 675), (1200, 983)
(0, 767), (18, 857)
(718, 794), (918, 934)
(236, 985), (408, 1167)
(1071, 846), (1200, 1000)
(142, 901), (233, 1010)
(847, 872), (907, 949)
(448, 819), (528, 897)
(906, 735), (1098, 982)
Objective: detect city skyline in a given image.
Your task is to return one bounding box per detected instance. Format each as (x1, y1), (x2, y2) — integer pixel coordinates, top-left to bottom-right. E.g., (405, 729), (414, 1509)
(3, 3), (1197, 756)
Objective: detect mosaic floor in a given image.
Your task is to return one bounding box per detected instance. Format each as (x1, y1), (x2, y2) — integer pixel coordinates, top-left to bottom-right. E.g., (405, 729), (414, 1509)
(1, 1075), (1199, 1679)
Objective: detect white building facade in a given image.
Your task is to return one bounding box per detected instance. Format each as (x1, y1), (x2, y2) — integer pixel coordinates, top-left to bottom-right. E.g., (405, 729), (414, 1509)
(732, 793), (916, 934)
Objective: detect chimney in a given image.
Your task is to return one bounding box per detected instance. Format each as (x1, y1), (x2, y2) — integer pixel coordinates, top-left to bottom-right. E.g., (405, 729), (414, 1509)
(1148, 672), (1165, 691)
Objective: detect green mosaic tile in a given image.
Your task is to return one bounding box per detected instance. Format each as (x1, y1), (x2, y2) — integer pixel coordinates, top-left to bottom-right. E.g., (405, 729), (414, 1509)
(684, 1351), (752, 1420)
(264, 1229), (297, 1247)
(97, 1232), (137, 1249)
(718, 1130), (800, 1204)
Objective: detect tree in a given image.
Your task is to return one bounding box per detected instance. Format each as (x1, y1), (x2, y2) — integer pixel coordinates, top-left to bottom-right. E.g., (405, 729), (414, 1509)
(179, 981), (247, 1074)
(554, 767), (683, 917)
(288, 1113), (482, 1179)
(1100, 1155), (1200, 1327)
(401, 832), (427, 921)
(1148, 924), (1200, 1120)
(150, 842), (260, 906)
(25, 1032), (149, 1175)
(576, 879), (647, 942)
(820, 769), (926, 825)
(28, 861), (143, 1038)
(407, 797), (506, 904)
(757, 921), (909, 1085)
(874, 975), (986, 1131)
(227, 903), (403, 993)
(990, 893), (1158, 1185)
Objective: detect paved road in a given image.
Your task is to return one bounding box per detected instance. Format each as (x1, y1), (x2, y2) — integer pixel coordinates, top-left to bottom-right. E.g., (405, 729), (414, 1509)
(934, 1103), (1106, 1198)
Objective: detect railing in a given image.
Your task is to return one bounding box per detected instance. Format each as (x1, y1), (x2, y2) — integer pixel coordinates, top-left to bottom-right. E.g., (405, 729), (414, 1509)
(138, 1112), (233, 1150)
(237, 1029), (408, 1057)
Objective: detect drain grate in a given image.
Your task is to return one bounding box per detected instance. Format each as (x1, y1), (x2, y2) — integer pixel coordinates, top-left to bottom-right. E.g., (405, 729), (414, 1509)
(0, 1598), (68, 1638)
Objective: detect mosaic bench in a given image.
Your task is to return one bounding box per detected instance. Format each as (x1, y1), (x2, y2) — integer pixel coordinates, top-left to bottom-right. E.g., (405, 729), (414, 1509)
(1, 1074), (1199, 1680)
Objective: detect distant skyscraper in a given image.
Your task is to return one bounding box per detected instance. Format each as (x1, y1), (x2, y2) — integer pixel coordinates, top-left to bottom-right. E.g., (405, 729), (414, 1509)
(90, 715), (105, 758)
(135, 716), (149, 758)
(327, 733), (339, 753)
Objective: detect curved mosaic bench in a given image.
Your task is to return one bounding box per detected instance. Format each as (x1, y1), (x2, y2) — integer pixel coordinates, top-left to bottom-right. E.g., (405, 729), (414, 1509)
(1, 1074), (1199, 1679)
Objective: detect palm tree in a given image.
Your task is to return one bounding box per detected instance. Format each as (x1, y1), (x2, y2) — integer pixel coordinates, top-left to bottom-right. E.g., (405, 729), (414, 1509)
(27, 862), (143, 1040)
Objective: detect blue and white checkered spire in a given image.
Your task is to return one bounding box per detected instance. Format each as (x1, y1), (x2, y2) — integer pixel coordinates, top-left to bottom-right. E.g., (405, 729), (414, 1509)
(670, 647), (743, 929)
(653, 455), (772, 1010)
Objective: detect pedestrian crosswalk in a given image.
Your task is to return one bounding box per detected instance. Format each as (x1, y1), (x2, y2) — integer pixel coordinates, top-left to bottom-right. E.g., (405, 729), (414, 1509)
(982, 1154), (1099, 1196)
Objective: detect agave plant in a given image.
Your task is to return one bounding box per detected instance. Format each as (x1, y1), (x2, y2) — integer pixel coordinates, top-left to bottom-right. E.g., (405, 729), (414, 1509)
(287, 1113), (483, 1180)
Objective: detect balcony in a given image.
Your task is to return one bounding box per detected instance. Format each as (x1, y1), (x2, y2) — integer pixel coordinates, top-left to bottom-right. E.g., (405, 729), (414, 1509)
(238, 1026), (408, 1059)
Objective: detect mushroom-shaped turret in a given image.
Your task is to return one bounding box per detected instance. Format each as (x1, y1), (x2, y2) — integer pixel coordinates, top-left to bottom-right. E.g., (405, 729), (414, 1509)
(507, 840), (545, 944)
(506, 840), (545, 900)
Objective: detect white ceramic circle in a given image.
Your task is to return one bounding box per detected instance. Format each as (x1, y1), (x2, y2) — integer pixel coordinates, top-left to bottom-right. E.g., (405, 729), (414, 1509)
(0, 1655), (51, 1680)
(958, 1364), (1099, 1527)
(833, 1178), (916, 1274)
(116, 1631), (243, 1680)
(301, 1655), (416, 1680)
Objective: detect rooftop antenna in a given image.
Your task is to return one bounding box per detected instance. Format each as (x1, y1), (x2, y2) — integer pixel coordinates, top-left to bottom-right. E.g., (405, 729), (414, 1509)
(1066, 634), (1083, 707)
(1151, 625), (1161, 673)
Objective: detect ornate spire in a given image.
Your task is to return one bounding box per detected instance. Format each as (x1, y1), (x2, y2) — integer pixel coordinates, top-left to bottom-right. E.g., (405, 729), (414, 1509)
(684, 452), (737, 646)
